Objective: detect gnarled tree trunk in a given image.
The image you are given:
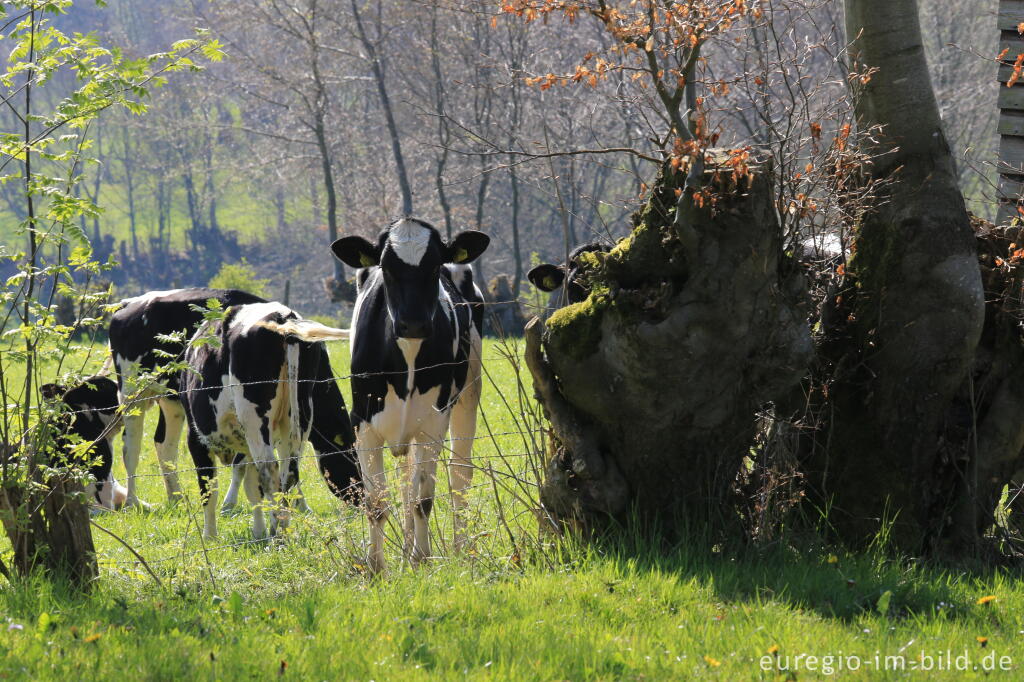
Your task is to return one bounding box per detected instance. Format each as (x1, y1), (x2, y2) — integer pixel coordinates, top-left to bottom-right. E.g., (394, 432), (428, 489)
(528, 160), (812, 530)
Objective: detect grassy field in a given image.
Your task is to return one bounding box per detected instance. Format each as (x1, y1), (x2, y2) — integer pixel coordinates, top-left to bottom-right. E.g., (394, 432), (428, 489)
(0, 172), (291, 253)
(1, 339), (1024, 679)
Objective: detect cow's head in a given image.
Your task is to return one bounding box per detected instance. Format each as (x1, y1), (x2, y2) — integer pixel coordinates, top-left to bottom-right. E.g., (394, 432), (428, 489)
(332, 218), (490, 339)
(527, 243), (610, 306)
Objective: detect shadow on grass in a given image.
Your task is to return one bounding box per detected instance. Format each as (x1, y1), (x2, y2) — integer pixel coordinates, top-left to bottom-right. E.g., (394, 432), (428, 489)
(589, 516), (1007, 624)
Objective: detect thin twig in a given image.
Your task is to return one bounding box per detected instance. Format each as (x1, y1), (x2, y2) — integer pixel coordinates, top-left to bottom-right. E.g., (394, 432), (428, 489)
(90, 519), (163, 589)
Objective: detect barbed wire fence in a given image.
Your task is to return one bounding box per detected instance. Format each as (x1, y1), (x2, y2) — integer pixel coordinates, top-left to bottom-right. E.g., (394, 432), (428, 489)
(3, 299), (566, 587)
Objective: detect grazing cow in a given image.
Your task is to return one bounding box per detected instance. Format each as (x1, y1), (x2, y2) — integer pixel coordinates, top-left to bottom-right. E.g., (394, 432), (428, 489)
(40, 376), (128, 511)
(180, 302), (360, 540)
(332, 217), (489, 572)
(527, 243), (611, 306)
(109, 287), (266, 508)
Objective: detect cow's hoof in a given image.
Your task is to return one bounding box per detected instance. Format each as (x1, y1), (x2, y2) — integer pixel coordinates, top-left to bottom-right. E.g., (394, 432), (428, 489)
(123, 497), (153, 512)
(295, 499), (313, 514)
(112, 486), (128, 510)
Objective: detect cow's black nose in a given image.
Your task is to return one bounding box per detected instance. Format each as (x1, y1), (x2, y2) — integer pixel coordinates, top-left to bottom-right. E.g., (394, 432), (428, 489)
(396, 319), (431, 339)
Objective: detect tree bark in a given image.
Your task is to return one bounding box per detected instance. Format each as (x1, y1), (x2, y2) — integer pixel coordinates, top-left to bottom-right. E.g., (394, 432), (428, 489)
(0, 441), (98, 589)
(352, 0), (413, 216)
(314, 115), (344, 282)
(946, 218), (1024, 551)
(430, 6), (454, 241)
(804, 0), (985, 551)
(529, 160), (811, 530)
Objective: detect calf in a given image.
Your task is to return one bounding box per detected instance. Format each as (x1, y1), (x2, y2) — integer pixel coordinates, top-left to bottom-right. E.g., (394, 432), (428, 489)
(332, 217), (489, 572)
(40, 376), (128, 511)
(180, 302), (360, 540)
(527, 243), (611, 306)
(109, 287), (265, 508)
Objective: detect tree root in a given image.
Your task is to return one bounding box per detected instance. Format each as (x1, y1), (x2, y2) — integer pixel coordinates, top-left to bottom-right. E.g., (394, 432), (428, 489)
(524, 316), (629, 526)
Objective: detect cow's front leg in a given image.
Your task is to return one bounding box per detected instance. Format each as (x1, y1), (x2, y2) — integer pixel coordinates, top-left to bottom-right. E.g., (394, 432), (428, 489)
(120, 399), (152, 510)
(247, 437), (280, 540)
(287, 456), (313, 514)
(408, 434), (441, 565)
(356, 424), (388, 574)
(154, 398), (185, 502)
(187, 431), (218, 539)
(241, 460), (265, 540)
(221, 452), (246, 514)
(448, 334), (481, 551)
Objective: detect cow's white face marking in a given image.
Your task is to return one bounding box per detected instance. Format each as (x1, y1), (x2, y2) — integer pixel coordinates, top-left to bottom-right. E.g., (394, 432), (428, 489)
(388, 219), (431, 265)
(232, 302), (296, 335)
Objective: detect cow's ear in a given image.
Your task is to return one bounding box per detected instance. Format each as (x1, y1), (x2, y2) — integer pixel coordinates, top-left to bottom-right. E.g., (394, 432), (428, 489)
(447, 231), (490, 264)
(527, 264), (564, 292)
(331, 236), (379, 269)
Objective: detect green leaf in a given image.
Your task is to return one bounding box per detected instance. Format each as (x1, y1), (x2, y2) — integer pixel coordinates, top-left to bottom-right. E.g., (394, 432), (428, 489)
(229, 591), (244, 615)
(876, 590), (892, 616)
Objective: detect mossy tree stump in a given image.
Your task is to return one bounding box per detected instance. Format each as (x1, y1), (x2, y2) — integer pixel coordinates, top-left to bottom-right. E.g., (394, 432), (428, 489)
(527, 158), (812, 531)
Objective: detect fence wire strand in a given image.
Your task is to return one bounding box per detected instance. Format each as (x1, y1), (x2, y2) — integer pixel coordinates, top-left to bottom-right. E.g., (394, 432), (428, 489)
(4, 316), (555, 578)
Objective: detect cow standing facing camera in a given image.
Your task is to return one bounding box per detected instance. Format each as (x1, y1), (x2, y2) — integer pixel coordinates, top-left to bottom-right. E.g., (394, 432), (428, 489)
(332, 217), (489, 573)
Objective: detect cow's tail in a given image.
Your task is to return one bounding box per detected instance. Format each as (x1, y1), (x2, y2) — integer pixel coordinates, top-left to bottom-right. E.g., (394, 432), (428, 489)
(285, 340), (302, 452)
(256, 319), (349, 342)
(98, 354), (114, 377)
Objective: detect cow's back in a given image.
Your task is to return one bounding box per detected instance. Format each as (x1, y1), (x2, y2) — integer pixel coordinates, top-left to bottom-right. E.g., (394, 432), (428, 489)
(110, 288), (266, 391)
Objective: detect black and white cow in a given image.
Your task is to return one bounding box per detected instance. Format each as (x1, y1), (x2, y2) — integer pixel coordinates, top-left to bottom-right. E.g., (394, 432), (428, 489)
(109, 288), (266, 508)
(332, 217), (489, 572)
(180, 302), (360, 540)
(40, 376), (128, 511)
(527, 243), (611, 306)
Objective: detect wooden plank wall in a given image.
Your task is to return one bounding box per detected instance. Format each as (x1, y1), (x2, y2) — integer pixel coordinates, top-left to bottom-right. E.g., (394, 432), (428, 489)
(999, 0), (1024, 222)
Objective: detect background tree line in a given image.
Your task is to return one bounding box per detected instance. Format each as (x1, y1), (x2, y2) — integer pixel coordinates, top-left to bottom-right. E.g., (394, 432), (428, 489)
(0, 0), (1000, 320)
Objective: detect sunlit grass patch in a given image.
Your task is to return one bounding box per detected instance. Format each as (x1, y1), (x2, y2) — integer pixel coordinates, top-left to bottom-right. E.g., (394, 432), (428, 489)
(1, 339), (1023, 679)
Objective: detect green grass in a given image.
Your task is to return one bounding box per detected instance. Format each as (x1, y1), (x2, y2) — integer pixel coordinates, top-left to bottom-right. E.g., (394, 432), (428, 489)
(1, 340), (1024, 679)
(0, 170), (305, 253)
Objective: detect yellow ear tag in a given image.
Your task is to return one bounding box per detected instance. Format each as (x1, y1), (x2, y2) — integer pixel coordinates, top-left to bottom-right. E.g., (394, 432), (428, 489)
(359, 254), (375, 267)
(333, 435), (347, 448)
(454, 248), (469, 263)
(543, 276), (557, 290)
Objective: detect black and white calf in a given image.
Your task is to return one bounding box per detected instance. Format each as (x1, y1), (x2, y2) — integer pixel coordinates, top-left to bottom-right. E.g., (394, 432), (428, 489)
(40, 376), (127, 511)
(180, 302), (360, 540)
(527, 243), (611, 306)
(109, 288), (265, 508)
(332, 217), (489, 572)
